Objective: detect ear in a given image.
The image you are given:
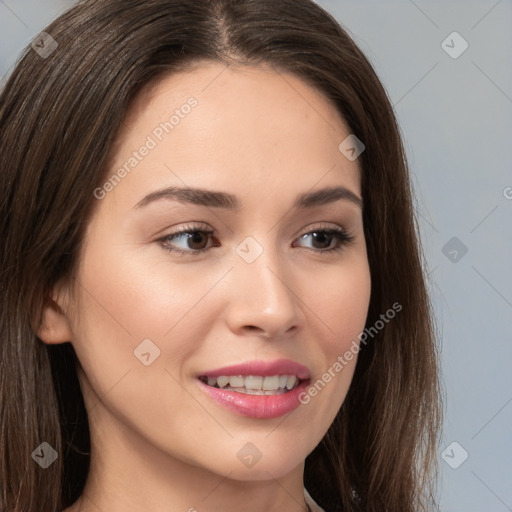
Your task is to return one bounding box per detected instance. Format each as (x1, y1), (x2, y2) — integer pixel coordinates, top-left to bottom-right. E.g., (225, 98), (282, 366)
(37, 282), (74, 345)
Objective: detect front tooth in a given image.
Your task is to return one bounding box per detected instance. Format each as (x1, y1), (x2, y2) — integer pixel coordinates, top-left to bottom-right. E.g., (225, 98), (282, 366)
(216, 376), (229, 388)
(245, 375), (263, 390)
(279, 375), (287, 388)
(229, 376), (244, 387)
(286, 375), (297, 390)
(263, 375), (280, 390)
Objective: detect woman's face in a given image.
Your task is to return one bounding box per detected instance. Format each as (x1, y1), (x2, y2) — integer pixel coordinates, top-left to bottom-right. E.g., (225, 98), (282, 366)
(56, 62), (371, 481)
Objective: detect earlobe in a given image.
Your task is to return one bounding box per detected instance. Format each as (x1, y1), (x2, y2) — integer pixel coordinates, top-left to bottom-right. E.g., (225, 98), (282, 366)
(37, 288), (74, 345)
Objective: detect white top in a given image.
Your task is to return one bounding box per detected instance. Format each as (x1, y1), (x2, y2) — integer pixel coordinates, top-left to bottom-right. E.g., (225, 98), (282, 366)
(304, 487), (326, 512)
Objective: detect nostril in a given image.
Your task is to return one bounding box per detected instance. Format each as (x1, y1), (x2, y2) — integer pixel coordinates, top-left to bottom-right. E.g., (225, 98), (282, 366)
(243, 325), (264, 333)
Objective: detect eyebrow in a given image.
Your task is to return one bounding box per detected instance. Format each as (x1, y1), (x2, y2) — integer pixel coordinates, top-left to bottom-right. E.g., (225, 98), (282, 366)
(133, 185), (363, 210)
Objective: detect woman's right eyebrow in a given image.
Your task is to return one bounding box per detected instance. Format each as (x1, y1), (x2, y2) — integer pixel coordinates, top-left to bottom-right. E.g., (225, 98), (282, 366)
(133, 184), (363, 211)
(134, 186), (240, 210)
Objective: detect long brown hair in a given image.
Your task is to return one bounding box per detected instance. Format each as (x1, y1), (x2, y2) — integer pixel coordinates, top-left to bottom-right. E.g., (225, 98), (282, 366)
(0, 1), (442, 510)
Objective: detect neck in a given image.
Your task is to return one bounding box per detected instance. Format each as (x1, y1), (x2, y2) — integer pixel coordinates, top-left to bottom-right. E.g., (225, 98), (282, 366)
(67, 400), (308, 512)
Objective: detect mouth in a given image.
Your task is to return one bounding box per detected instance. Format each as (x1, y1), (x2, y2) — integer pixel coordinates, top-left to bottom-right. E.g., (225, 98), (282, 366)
(198, 374), (303, 395)
(195, 359), (311, 419)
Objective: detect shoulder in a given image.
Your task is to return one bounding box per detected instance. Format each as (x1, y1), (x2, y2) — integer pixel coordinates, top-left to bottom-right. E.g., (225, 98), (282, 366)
(304, 487), (327, 512)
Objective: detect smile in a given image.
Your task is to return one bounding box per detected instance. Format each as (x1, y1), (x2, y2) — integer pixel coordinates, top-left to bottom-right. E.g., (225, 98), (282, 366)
(196, 359), (310, 418)
(198, 374), (301, 395)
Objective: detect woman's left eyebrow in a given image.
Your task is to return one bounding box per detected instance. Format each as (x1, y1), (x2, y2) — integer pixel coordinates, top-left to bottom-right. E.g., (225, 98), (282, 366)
(133, 185), (362, 210)
(295, 185), (363, 209)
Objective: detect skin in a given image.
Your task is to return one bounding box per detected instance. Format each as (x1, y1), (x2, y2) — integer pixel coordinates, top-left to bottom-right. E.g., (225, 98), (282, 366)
(39, 61), (371, 512)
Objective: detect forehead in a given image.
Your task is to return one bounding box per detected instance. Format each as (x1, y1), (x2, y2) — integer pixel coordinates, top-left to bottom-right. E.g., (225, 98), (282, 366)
(124, 60), (346, 131)
(100, 61), (361, 213)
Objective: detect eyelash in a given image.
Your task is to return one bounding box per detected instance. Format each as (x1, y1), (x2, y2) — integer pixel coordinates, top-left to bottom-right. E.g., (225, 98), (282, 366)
(157, 223), (355, 256)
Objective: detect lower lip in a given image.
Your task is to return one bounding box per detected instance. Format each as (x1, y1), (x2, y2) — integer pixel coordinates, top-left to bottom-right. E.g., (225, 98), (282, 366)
(196, 379), (309, 419)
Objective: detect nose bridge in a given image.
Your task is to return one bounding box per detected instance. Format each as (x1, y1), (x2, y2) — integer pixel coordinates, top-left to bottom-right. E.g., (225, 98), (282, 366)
(226, 234), (303, 335)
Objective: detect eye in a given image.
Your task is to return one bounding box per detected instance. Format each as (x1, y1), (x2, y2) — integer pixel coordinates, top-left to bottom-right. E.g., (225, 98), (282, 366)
(158, 224), (218, 256)
(292, 226), (355, 254)
(157, 223), (355, 256)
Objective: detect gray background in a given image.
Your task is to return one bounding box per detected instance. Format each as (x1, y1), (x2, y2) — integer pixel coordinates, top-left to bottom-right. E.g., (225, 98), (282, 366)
(1, 1), (511, 510)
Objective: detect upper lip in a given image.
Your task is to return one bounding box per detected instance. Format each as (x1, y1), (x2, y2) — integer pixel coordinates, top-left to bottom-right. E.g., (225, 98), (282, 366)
(198, 358), (310, 380)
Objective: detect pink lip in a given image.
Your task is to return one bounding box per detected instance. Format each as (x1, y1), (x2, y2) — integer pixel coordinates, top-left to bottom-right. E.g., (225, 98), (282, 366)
(196, 359), (310, 419)
(196, 379), (310, 419)
(198, 359), (310, 380)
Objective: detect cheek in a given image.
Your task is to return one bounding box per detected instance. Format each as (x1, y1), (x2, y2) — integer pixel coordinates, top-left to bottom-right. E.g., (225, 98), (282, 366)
(298, 255), (371, 416)
(67, 234), (228, 402)
(72, 235), (229, 343)
(307, 255), (371, 353)
(68, 242), (231, 453)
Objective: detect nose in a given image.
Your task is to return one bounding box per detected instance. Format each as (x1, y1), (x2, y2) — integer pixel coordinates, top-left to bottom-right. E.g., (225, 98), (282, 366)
(223, 244), (305, 339)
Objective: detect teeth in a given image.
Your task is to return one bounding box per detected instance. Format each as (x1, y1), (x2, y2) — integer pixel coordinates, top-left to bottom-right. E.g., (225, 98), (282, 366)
(203, 374), (301, 393)
(286, 375), (297, 390)
(216, 376), (229, 388)
(229, 376), (244, 387)
(218, 386), (288, 395)
(262, 375), (280, 390)
(245, 388), (265, 395)
(245, 376), (263, 390)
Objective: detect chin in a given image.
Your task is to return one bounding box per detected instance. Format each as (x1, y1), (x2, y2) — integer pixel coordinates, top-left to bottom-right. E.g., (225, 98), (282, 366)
(221, 458), (303, 481)
(205, 438), (308, 481)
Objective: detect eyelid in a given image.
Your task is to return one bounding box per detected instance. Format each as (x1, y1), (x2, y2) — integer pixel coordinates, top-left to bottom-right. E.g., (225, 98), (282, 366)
(157, 221), (355, 256)
(292, 224), (355, 252)
(156, 221), (213, 239)
(156, 223), (217, 256)
(294, 221), (351, 239)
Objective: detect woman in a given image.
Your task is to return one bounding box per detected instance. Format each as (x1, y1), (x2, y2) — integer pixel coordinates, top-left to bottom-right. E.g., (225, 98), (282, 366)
(0, 0), (442, 511)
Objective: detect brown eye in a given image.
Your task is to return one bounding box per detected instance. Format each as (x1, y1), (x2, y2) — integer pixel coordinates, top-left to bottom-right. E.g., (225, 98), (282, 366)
(304, 231), (335, 250)
(293, 228), (354, 253)
(159, 228), (217, 255)
(178, 231), (209, 250)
